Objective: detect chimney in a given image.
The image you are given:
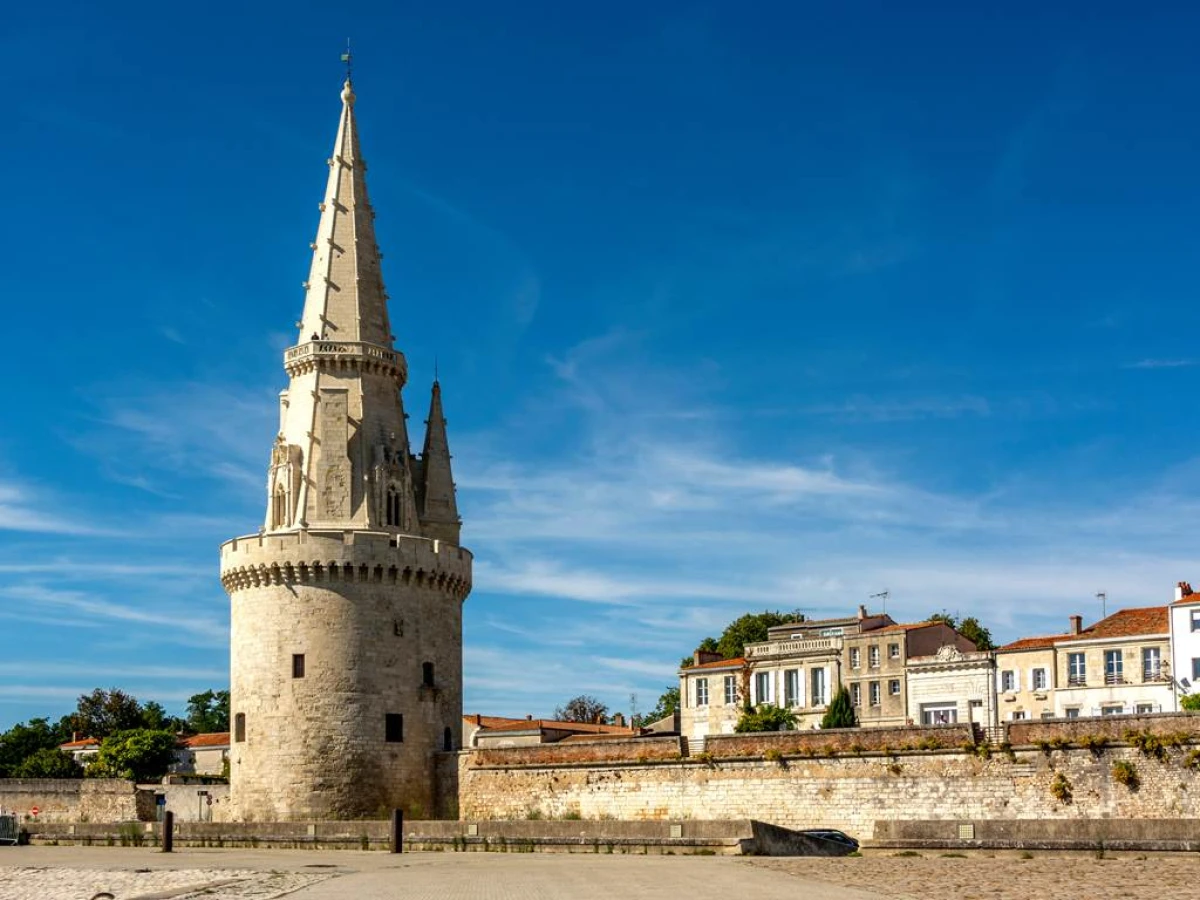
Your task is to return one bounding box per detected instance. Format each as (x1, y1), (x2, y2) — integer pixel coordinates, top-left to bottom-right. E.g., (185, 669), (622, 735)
(693, 649), (723, 666)
(1177, 581), (1194, 601)
(474, 713), (481, 726)
(1069, 615), (1082, 635)
(526, 714), (533, 720)
(612, 712), (626, 728)
(857, 604), (867, 620)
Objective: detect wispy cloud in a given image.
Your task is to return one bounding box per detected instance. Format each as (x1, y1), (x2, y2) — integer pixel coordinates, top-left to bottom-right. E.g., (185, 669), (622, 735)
(1124, 358), (1199, 370)
(0, 479), (114, 536)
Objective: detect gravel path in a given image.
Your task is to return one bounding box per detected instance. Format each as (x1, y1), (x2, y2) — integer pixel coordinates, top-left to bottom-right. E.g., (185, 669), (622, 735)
(0, 866), (334, 900)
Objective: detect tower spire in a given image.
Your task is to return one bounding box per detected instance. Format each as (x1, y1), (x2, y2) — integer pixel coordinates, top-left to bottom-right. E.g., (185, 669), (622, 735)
(418, 379), (461, 544)
(296, 73), (393, 347)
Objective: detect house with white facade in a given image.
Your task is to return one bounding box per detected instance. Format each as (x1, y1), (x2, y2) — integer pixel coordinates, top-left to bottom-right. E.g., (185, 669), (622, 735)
(1168, 581), (1200, 709)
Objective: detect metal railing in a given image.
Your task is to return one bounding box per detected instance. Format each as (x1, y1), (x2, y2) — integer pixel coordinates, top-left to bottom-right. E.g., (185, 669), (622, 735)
(0, 814), (18, 846)
(745, 637), (843, 659)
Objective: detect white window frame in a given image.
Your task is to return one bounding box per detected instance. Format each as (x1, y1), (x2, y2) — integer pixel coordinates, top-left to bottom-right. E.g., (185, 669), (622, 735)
(755, 671), (772, 705)
(1104, 649), (1124, 685)
(850, 683), (861, 706)
(1192, 610), (1200, 632)
(889, 679), (901, 696)
(1068, 653), (1086, 685)
(850, 648), (861, 669)
(696, 677), (709, 707)
(723, 675), (737, 706)
(811, 668), (827, 707)
(1001, 670), (1016, 693)
(868, 646), (880, 668)
(1142, 647), (1161, 681)
(784, 669), (801, 707)
(888, 643), (900, 659)
(1032, 668), (1047, 691)
(869, 681), (881, 706)
(1065, 707), (1080, 719)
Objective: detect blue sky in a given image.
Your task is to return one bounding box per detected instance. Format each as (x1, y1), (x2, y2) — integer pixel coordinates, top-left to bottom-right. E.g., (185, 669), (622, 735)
(4, 1), (1200, 729)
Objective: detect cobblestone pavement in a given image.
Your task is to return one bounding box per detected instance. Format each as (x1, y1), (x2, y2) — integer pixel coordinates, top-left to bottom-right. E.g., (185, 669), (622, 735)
(0, 847), (883, 899)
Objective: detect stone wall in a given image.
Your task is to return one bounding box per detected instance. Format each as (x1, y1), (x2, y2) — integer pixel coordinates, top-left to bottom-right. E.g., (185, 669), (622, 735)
(469, 737), (681, 769)
(0, 779), (149, 824)
(1008, 710), (1200, 745)
(459, 737), (1200, 839)
(704, 723), (972, 758)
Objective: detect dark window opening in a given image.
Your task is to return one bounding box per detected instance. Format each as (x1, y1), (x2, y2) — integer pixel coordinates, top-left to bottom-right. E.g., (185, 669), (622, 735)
(385, 713), (404, 743)
(443, 726), (453, 751)
(422, 661), (435, 686)
(386, 487), (400, 526)
(292, 653), (305, 678)
(234, 713), (246, 743)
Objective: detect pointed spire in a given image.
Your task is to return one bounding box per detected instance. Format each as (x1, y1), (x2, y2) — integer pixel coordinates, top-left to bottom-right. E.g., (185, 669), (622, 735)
(418, 379), (461, 544)
(297, 78), (394, 348)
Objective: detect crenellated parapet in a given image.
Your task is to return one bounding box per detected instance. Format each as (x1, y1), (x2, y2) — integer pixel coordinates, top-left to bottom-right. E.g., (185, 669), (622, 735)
(219, 528), (471, 600)
(283, 340), (407, 382)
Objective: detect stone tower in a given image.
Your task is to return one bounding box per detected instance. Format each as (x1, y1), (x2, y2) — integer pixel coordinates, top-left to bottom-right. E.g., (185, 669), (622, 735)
(219, 78), (472, 822)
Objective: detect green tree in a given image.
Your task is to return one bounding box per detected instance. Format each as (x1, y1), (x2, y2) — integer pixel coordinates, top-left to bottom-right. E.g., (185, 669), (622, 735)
(734, 703), (797, 733)
(0, 717), (73, 777)
(636, 686), (680, 727)
(87, 729), (179, 782)
(14, 748), (83, 778)
(72, 688), (146, 739)
(185, 690), (230, 734)
(928, 612), (995, 651)
(1181, 694), (1200, 712)
(820, 685), (858, 729)
(553, 695), (609, 724)
(715, 611), (797, 660)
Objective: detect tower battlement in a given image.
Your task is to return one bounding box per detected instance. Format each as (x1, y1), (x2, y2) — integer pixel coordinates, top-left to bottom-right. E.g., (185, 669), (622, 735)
(219, 529), (471, 598)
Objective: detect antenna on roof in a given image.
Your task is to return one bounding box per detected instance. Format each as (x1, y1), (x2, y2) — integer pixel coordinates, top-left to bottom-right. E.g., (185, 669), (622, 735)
(869, 589), (889, 614)
(1096, 591), (1107, 619)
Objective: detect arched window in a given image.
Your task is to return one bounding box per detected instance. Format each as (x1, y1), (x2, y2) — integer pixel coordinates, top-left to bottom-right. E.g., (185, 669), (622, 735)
(422, 661), (435, 686)
(272, 486), (287, 528)
(234, 713), (246, 743)
(443, 726), (453, 751)
(386, 486), (400, 526)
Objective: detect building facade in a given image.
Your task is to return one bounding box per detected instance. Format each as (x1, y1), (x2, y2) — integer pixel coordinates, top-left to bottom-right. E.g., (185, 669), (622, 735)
(1169, 582), (1200, 709)
(679, 608), (979, 738)
(997, 608), (1172, 721)
(219, 78), (472, 821)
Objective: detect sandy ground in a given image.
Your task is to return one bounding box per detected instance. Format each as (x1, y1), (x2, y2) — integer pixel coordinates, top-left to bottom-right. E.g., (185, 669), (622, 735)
(0, 864), (333, 900)
(752, 854), (1200, 900)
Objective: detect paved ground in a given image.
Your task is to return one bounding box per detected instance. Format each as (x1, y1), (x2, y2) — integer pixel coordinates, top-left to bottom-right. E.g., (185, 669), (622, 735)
(11, 845), (1199, 899)
(0, 846), (884, 899)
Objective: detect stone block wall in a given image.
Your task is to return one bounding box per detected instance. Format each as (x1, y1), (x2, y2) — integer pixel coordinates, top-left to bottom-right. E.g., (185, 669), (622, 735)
(705, 723), (973, 758)
(470, 737), (682, 769)
(0, 779), (148, 823)
(459, 739), (1200, 839)
(1008, 711), (1200, 746)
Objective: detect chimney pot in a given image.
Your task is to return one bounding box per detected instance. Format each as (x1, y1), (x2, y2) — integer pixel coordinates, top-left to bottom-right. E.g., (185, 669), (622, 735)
(1177, 581), (1194, 601)
(857, 604), (867, 620)
(1069, 614), (1082, 635)
(526, 714), (533, 720)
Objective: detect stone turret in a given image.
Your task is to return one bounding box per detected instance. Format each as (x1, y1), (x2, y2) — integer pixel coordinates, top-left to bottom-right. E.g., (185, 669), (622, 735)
(220, 77), (472, 822)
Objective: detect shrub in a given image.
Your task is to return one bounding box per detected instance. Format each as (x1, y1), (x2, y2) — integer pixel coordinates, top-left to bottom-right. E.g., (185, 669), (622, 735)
(1111, 760), (1139, 789)
(764, 748), (785, 765)
(1050, 737), (1071, 751)
(1181, 693), (1200, 712)
(1184, 749), (1200, 770)
(1034, 739), (1052, 755)
(1050, 772), (1073, 805)
(1124, 729), (1167, 761)
(848, 742), (866, 756)
(820, 686), (858, 729)
(1079, 734), (1108, 757)
(975, 743), (993, 760)
(735, 704), (797, 733)
(916, 736), (943, 751)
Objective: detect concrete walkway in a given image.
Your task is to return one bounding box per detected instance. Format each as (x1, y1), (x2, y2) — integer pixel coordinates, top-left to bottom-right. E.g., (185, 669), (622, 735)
(0, 846), (887, 899)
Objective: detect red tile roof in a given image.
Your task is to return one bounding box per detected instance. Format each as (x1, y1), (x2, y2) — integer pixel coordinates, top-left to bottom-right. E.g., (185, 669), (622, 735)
(1079, 606), (1168, 639)
(462, 714), (530, 729)
(683, 656), (746, 671)
(59, 738), (100, 750)
(480, 719), (634, 735)
(182, 732), (230, 748)
(1175, 582), (1198, 604)
(999, 606), (1168, 652)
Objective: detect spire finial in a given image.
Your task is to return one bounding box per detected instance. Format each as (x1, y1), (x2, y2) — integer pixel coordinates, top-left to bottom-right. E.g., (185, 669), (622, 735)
(434, 355), (440, 385)
(341, 38), (353, 83)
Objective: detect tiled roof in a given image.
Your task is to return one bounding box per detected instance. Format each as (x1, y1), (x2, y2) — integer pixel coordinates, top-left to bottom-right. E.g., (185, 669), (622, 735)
(875, 622), (938, 633)
(59, 738), (100, 749)
(476, 719), (635, 735)
(999, 606), (1168, 652)
(182, 732), (230, 748)
(1076, 606), (1167, 640)
(997, 634), (1064, 652)
(682, 656), (746, 671)
(462, 714), (530, 729)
